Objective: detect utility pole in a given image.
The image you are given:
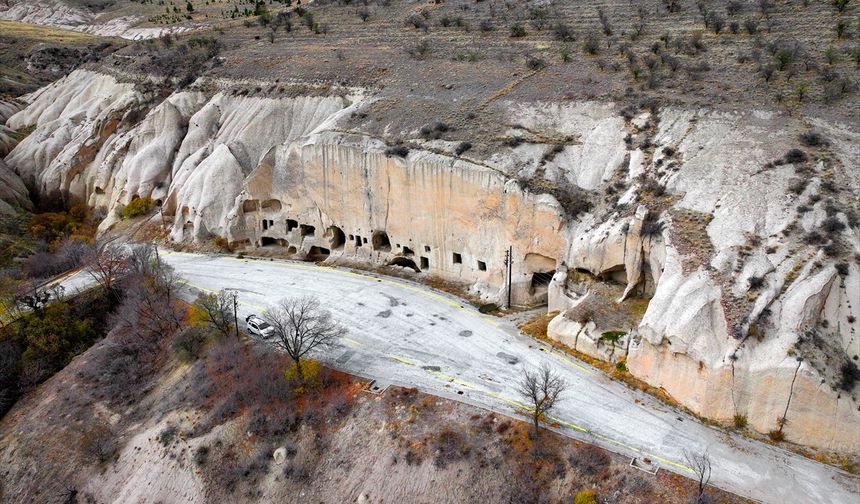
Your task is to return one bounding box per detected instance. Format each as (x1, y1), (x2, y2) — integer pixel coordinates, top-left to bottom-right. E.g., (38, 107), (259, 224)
(504, 246), (513, 309)
(231, 290), (239, 340)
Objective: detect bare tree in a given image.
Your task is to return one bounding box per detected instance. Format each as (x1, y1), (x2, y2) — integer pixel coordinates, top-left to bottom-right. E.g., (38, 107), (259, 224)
(110, 246), (184, 348)
(12, 281), (64, 318)
(127, 242), (159, 278)
(517, 363), (567, 440)
(685, 450), (712, 503)
(193, 289), (238, 339)
(258, 296), (345, 381)
(80, 424), (116, 464)
(87, 242), (130, 299)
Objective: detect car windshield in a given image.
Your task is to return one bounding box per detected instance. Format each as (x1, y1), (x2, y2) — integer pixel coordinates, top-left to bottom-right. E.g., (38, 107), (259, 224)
(258, 322), (271, 330)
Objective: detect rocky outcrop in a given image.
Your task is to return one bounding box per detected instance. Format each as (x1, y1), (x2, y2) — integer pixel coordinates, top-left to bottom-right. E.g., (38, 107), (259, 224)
(4, 70), (858, 451)
(0, 158), (31, 216)
(229, 132), (564, 303)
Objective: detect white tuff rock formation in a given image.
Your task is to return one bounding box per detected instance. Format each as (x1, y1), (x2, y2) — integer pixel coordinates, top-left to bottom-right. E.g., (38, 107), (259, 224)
(4, 69), (858, 451)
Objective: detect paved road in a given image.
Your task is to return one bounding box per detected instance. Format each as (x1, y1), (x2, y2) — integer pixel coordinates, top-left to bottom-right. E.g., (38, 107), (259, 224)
(60, 250), (859, 504)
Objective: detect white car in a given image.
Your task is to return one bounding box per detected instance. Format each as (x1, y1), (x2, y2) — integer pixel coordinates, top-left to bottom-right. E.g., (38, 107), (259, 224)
(245, 314), (275, 339)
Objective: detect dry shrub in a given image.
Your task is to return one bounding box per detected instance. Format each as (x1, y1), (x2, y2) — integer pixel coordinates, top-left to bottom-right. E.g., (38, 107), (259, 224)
(79, 424), (117, 464)
(569, 443), (611, 477)
(190, 339), (357, 437)
(574, 490), (598, 504)
(433, 426), (471, 468)
(213, 235), (234, 252)
(193, 339), (295, 435)
(768, 429), (785, 442)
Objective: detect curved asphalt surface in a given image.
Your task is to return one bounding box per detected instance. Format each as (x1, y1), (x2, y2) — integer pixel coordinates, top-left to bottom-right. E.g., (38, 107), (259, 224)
(59, 250), (859, 503)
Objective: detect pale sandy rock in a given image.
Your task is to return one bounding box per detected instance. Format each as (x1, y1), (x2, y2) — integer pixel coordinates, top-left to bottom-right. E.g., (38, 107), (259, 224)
(82, 418), (206, 504)
(0, 125), (18, 157)
(657, 108), (797, 249)
(229, 131), (564, 304)
(548, 310), (629, 363)
(627, 148), (645, 180)
(0, 99), (22, 123)
(0, 158), (31, 215)
(5, 70), (139, 196)
(172, 144), (246, 241)
(164, 93), (355, 242)
(505, 100), (627, 190)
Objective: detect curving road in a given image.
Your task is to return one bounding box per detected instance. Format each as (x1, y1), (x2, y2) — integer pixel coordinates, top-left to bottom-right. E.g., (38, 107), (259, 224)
(60, 250), (859, 503)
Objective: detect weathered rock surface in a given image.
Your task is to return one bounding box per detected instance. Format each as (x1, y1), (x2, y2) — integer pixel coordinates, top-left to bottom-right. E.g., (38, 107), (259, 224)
(0, 158), (31, 216)
(4, 69), (858, 452)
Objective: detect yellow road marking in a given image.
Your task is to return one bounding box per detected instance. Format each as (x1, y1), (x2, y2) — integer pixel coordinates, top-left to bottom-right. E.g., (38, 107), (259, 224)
(426, 369), (474, 389)
(342, 336), (362, 347)
(486, 391), (533, 411)
(649, 454), (694, 473)
(544, 348), (593, 375)
(390, 355), (415, 366)
(593, 433), (642, 453)
(548, 416), (588, 432)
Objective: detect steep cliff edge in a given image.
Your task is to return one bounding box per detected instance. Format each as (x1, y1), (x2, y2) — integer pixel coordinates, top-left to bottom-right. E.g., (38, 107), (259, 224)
(4, 69), (858, 452)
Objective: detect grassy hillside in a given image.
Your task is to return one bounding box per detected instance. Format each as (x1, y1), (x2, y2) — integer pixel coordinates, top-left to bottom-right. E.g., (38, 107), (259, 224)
(180, 0), (860, 122)
(0, 20), (122, 95)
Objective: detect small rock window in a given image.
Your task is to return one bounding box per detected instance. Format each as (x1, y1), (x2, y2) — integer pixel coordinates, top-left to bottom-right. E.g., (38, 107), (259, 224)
(453, 252), (462, 264)
(477, 260), (487, 271)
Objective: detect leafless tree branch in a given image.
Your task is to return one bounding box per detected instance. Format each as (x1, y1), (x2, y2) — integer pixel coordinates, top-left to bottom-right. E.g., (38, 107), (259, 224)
(256, 296), (345, 381)
(517, 363), (566, 439)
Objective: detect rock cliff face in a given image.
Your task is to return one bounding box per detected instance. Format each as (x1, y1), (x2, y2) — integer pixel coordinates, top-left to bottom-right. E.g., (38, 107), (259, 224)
(4, 69), (858, 451)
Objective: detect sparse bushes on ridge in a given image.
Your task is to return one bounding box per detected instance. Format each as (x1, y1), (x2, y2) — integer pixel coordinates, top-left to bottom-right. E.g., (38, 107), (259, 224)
(384, 144), (410, 158)
(517, 177), (593, 219)
(747, 275), (765, 290)
(800, 131), (828, 147)
(526, 56), (547, 70)
(822, 216), (846, 233)
(640, 213), (665, 238)
(406, 39), (432, 60)
(839, 360), (860, 391)
(554, 23), (575, 42)
(510, 23), (527, 38)
(583, 32), (600, 55)
(141, 36), (222, 85)
(419, 121), (450, 139)
(768, 429), (785, 442)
